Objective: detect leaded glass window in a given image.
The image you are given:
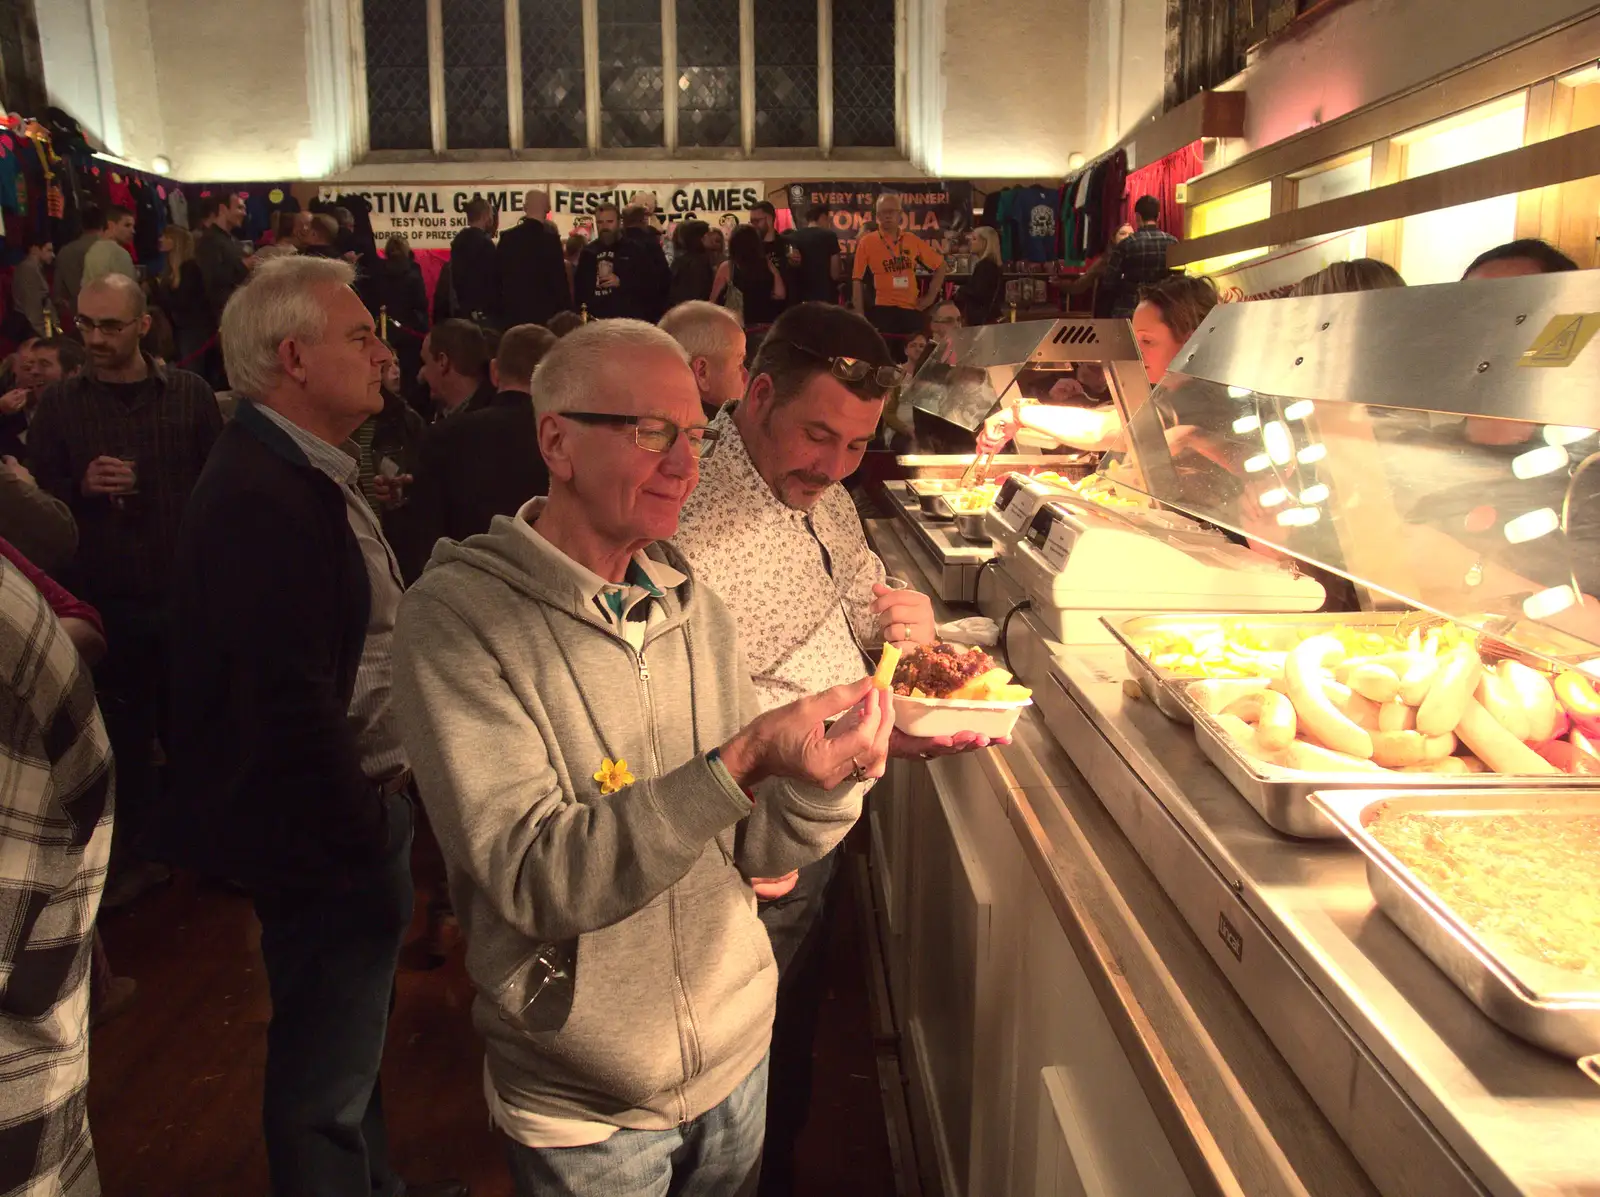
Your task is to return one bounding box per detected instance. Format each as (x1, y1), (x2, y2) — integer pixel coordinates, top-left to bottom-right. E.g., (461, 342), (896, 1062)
(520, 0), (586, 148)
(676, 0), (740, 148)
(598, 0), (664, 148)
(443, 0), (510, 148)
(753, 0), (817, 148)
(364, 0), (431, 151)
(832, 0), (895, 148)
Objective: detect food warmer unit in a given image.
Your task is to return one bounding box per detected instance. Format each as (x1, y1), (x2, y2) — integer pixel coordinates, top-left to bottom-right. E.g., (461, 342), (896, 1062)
(877, 317), (1147, 602)
(1016, 272), (1600, 1197)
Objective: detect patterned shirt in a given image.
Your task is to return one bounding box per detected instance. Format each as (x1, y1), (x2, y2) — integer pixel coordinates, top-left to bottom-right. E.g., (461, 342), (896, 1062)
(26, 358), (222, 603)
(0, 558), (114, 1197)
(672, 409), (884, 714)
(1104, 225), (1179, 317)
(254, 404), (409, 780)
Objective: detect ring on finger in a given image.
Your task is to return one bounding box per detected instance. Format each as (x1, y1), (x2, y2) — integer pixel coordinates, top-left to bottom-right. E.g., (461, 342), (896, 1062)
(849, 756), (867, 784)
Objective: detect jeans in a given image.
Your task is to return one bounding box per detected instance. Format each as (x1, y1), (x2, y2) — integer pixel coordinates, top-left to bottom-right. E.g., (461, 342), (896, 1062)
(506, 1054), (768, 1197)
(754, 849), (838, 1197)
(254, 794), (415, 1197)
(91, 598), (167, 863)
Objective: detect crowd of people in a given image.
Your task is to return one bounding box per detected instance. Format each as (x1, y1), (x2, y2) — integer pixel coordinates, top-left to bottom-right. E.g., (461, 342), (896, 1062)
(0, 168), (1585, 1197)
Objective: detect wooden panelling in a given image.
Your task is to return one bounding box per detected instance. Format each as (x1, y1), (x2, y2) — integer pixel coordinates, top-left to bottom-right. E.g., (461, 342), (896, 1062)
(1126, 89), (1249, 170)
(1185, 7), (1600, 208)
(1169, 121), (1600, 266)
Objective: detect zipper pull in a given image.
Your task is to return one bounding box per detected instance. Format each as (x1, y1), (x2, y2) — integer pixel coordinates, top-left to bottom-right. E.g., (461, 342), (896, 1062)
(638, 652), (650, 681)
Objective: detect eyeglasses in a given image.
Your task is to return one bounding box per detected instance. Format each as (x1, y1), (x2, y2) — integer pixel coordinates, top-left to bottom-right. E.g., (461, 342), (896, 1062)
(784, 341), (905, 390)
(557, 412), (722, 460)
(75, 315), (137, 336)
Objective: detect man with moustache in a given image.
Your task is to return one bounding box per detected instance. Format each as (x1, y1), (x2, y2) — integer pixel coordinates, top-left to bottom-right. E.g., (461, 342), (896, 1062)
(671, 301), (996, 1196)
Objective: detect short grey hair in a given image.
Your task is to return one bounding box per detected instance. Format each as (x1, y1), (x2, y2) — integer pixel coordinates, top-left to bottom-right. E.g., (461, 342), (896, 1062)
(221, 255), (358, 398)
(531, 319), (690, 417)
(659, 301), (743, 363)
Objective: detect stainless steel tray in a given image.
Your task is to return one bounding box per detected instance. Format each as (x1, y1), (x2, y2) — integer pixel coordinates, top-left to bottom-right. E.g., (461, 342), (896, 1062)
(894, 452), (1093, 481)
(952, 509), (990, 543)
(1311, 788), (1600, 1058)
(1177, 679), (1596, 839)
(1103, 611), (1412, 729)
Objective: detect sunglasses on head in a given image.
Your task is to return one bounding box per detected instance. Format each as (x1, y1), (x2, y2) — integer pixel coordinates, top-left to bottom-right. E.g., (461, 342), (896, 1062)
(783, 341), (905, 390)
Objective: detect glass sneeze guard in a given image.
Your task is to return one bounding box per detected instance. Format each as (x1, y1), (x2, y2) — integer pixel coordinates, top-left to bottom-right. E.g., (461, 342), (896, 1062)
(1119, 272), (1600, 663)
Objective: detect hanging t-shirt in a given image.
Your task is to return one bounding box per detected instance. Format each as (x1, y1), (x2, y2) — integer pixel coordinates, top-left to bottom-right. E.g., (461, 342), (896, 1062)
(852, 230), (944, 311)
(1014, 187), (1059, 263)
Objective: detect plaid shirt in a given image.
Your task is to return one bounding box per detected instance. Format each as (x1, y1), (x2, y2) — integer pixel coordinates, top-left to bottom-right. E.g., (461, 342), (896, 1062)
(27, 358), (222, 603)
(1104, 225), (1179, 317)
(0, 558), (115, 1197)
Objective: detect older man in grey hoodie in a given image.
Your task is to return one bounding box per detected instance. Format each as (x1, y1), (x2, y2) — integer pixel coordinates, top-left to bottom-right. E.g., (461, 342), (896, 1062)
(393, 319), (891, 1196)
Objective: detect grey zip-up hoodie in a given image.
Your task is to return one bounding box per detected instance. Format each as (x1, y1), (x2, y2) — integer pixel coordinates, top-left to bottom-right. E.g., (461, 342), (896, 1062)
(392, 512), (861, 1130)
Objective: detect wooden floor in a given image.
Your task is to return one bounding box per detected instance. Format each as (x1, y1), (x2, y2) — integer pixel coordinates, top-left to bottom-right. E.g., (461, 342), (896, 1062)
(88, 823), (898, 1196)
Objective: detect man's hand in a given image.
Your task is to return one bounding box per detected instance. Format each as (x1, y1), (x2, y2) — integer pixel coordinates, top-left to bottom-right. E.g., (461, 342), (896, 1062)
(0, 388), (28, 416)
(0, 455), (35, 488)
(872, 583), (936, 648)
(890, 728), (1007, 759)
(976, 408), (1019, 455)
(83, 456), (136, 497)
(721, 677), (894, 791)
(372, 472), (413, 509)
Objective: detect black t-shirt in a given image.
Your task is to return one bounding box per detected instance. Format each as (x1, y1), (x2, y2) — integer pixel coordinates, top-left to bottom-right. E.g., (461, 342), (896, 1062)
(788, 226), (841, 303)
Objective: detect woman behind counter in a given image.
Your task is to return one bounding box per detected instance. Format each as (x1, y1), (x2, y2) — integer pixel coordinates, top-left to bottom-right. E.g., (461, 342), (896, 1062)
(976, 274), (1220, 454)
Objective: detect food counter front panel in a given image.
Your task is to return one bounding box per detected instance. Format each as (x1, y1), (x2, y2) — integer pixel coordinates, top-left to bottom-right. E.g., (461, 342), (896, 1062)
(865, 515), (1600, 1197)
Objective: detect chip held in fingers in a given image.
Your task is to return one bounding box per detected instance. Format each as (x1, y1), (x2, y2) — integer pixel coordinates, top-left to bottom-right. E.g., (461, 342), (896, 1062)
(874, 643), (902, 691)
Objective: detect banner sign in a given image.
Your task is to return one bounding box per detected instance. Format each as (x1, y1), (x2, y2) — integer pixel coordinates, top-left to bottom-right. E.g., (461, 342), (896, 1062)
(322, 182), (764, 250)
(785, 182), (975, 254)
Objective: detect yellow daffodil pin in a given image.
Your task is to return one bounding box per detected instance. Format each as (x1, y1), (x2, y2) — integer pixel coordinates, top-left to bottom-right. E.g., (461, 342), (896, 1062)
(593, 757), (635, 795)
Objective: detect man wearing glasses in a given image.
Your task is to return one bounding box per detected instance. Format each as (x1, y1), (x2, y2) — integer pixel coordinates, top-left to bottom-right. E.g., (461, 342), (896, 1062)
(393, 319), (894, 1196)
(27, 274), (222, 908)
(671, 301), (996, 1196)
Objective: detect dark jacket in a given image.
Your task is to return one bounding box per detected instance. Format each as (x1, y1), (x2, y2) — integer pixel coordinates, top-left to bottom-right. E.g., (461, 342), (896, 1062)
(152, 260), (213, 360)
(955, 257), (1004, 326)
(622, 226), (671, 323)
(193, 224), (250, 321)
(668, 252), (716, 307)
(450, 225), (500, 325)
(399, 389), (545, 583)
(373, 258), (430, 341)
(497, 218), (572, 328)
(161, 401), (390, 890)
(575, 232), (668, 323)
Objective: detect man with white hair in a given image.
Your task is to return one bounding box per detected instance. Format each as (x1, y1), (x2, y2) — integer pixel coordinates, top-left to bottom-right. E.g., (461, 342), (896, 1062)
(498, 188), (572, 328)
(162, 256), (465, 1197)
(393, 318), (892, 1196)
(28, 272), (221, 908)
(659, 299), (747, 419)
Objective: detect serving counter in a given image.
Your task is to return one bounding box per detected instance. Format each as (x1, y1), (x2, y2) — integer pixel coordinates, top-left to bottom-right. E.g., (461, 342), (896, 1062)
(867, 518), (1600, 1197)
(861, 277), (1600, 1197)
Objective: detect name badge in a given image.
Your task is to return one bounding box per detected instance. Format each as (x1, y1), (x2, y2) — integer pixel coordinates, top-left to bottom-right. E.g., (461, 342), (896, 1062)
(892, 275), (911, 289)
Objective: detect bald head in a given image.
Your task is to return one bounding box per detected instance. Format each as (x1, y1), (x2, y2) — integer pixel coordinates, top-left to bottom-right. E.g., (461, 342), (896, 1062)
(524, 189), (551, 221)
(77, 273), (152, 375)
(79, 272), (147, 319)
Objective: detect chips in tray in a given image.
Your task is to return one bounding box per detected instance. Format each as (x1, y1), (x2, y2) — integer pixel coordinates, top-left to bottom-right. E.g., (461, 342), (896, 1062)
(892, 643), (1032, 702)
